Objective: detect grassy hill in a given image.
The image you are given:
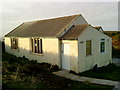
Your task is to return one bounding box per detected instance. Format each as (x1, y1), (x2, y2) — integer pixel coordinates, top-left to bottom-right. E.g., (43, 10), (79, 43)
(104, 31), (120, 37)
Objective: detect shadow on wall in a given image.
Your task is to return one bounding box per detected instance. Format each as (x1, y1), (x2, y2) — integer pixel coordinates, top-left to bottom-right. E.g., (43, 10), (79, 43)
(2, 41), (5, 53)
(4, 44), (57, 64)
(3, 42), (112, 73)
(4, 43), (78, 72)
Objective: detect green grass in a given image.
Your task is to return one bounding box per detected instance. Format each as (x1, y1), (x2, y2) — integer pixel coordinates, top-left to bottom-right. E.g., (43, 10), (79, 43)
(2, 81), (46, 90)
(2, 52), (114, 89)
(79, 64), (120, 81)
(2, 80), (113, 90)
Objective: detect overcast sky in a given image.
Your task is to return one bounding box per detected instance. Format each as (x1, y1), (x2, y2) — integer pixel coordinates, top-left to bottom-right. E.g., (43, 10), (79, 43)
(0, 0), (119, 38)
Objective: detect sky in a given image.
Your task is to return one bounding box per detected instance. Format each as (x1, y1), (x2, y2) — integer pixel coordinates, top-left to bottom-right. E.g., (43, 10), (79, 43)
(0, 0), (119, 39)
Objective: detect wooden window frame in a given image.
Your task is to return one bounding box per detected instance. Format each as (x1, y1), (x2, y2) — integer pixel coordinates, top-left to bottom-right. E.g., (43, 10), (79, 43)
(11, 37), (18, 50)
(86, 40), (92, 56)
(31, 38), (43, 55)
(100, 39), (105, 53)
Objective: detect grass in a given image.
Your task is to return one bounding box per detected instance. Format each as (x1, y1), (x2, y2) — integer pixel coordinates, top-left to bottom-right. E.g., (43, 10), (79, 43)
(79, 64), (120, 82)
(2, 81), (113, 90)
(2, 81), (46, 90)
(2, 52), (114, 89)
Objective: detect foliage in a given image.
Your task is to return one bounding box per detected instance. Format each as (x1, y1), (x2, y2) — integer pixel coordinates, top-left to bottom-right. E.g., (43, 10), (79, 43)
(112, 46), (120, 58)
(104, 31), (120, 58)
(50, 65), (59, 72)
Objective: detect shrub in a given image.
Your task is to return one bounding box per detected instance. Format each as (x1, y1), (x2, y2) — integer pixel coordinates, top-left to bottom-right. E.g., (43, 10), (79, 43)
(50, 65), (59, 72)
(112, 46), (120, 58)
(93, 64), (98, 72)
(2, 61), (11, 75)
(39, 62), (51, 69)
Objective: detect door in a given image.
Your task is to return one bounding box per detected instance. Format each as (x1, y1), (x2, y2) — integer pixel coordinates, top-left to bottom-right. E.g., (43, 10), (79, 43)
(62, 44), (70, 70)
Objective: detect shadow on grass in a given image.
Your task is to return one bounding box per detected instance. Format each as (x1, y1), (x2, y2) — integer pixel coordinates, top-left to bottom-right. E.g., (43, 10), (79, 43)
(78, 63), (120, 81)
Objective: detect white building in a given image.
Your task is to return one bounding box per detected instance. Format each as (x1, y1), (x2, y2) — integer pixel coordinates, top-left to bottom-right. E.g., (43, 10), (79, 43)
(4, 14), (112, 73)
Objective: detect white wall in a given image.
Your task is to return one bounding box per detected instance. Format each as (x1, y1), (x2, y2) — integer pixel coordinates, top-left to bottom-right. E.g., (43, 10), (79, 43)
(78, 25), (112, 72)
(5, 37), (61, 67)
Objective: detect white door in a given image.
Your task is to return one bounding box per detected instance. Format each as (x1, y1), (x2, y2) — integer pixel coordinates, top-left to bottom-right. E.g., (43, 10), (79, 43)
(62, 44), (70, 70)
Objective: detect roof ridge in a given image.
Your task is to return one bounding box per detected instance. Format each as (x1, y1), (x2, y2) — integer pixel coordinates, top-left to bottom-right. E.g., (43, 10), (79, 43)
(56, 14), (80, 37)
(24, 14), (81, 23)
(5, 14), (81, 37)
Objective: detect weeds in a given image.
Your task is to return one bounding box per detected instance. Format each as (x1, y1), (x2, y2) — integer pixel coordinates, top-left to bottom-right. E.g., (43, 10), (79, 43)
(2, 52), (114, 89)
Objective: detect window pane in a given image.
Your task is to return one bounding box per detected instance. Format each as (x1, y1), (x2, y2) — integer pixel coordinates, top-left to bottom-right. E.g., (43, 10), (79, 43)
(31, 38), (43, 54)
(39, 39), (43, 54)
(11, 38), (18, 50)
(86, 40), (91, 46)
(38, 39), (40, 53)
(31, 39), (33, 52)
(15, 38), (18, 49)
(40, 39), (43, 54)
(86, 47), (91, 55)
(86, 40), (91, 55)
(100, 41), (105, 53)
(36, 39), (38, 53)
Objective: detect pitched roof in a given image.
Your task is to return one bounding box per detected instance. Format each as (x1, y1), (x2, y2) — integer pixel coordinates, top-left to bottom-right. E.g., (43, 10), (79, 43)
(61, 24), (89, 40)
(94, 26), (101, 30)
(94, 26), (104, 32)
(5, 14), (80, 37)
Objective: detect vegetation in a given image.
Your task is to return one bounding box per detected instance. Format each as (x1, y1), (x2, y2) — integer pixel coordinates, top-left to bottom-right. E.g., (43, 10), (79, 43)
(104, 31), (120, 37)
(104, 31), (120, 58)
(2, 52), (113, 89)
(79, 64), (120, 81)
(112, 47), (120, 58)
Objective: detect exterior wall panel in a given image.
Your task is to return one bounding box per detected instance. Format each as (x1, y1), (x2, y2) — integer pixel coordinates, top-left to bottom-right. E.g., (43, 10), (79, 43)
(5, 37), (60, 67)
(78, 26), (112, 72)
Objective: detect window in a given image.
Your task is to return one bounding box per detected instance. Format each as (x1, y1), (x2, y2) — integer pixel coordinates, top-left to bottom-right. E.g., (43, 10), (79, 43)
(11, 38), (18, 50)
(100, 39), (105, 53)
(86, 40), (92, 56)
(31, 38), (43, 54)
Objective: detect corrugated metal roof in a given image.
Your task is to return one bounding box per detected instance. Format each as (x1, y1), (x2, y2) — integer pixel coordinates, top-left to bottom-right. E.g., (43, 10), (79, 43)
(5, 14), (80, 37)
(61, 24), (89, 40)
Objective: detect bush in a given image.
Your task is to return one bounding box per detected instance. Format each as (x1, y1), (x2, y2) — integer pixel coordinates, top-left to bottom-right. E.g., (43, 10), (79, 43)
(112, 46), (120, 58)
(93, 64), (98, 72)
(50, 65), (59, 72)
(39, 62), (51, 69)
